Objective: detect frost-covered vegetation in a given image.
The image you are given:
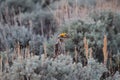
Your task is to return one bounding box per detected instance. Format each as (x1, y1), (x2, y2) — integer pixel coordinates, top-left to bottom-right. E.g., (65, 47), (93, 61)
(0, 0), (120, 80)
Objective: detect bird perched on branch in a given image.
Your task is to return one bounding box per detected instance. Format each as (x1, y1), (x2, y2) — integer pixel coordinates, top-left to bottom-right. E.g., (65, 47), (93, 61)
(54, 33), (69, 58)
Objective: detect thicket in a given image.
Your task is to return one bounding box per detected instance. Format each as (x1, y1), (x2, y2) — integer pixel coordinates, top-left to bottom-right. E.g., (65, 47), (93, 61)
(46, 11), (120, 79)
(0, 54), (117, 80)
(0, 24), (43, 56)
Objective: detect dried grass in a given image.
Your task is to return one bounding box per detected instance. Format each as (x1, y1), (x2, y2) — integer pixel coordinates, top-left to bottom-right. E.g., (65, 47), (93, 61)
(83, 37), (89, 60)
(17, 41), (21, 59)
(51, 0), (120, 26)
(96, 0), (119, 12)
(74, 46), (78, 63)
(0, 56), (2, 72)
(103, 35), (108, 65)
(26, 45), (30, 58)
(43, 42), (47, 61)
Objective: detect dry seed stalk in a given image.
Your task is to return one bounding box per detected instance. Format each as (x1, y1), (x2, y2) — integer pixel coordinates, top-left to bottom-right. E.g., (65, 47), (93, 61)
(5, 55), (9, 65)
(40, 20), (44, 37)
(5, 6), (9, 24)
(17, 41), (21, 58)
(0, 56), (2, 72)
(74, 46), (78, 63)
(43, 42), (47, 61)
(18, 7), (22, 26)
(0, 56), (2, 80)
(103, 35), (108, 65)
(83, 37), (89, 59)
(0, 14), (3, 22)
(75, 0), (78, 17)
(27, 45), (30, 58)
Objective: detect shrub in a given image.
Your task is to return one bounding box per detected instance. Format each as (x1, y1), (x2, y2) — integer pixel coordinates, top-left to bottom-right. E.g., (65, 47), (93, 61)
(90, 11), (120, 54)
(47, 20), (106, 62)
(29, 34), (44, 55)
(0, 24), (44, 56)
(1, 54), (109, 80)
